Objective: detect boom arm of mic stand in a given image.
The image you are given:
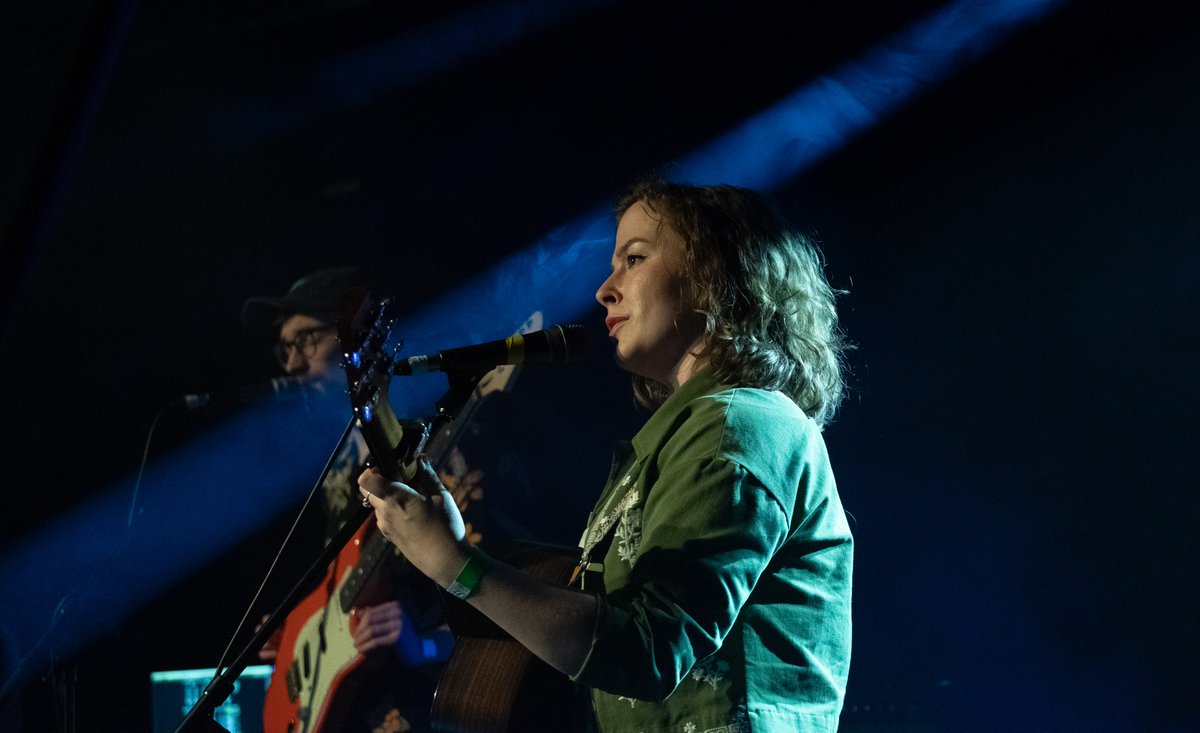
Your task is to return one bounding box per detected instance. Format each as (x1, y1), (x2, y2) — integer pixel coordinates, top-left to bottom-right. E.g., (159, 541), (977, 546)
(438, 370), (485, 422)
(174, 416), (372, 733)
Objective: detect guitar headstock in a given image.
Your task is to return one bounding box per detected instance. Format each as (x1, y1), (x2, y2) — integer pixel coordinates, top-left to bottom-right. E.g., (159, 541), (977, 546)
(338, 298), (547, 484)
(337, 290), (427, 482)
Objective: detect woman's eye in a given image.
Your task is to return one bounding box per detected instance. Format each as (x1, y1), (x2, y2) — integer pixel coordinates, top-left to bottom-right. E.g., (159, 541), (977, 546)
(626, 254), (644, 267)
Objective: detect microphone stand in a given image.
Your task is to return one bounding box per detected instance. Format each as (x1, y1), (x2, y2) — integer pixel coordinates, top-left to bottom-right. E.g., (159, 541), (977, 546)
(174, 415), (369, 733)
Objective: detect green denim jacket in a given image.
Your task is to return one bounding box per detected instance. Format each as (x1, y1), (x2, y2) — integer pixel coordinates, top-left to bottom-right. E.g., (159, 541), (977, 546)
(571, 369), (853, 733)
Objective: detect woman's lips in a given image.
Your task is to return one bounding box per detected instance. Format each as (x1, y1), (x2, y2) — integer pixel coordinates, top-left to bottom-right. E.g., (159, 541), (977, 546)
(605, 316), (628, 337)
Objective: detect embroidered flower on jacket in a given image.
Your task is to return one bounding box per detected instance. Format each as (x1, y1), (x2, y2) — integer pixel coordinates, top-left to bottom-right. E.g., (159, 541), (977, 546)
(615, 506), (643, 565)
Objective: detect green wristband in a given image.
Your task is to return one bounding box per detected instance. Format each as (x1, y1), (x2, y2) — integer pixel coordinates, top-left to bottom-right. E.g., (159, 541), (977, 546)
(447, 548), (491, 600)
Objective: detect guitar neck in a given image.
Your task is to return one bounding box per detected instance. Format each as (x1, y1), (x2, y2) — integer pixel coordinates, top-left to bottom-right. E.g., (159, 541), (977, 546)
(341, 376), (486, 608)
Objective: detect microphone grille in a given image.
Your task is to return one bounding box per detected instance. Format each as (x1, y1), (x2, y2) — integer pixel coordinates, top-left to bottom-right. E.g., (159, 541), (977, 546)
(549, 324), (588, 362)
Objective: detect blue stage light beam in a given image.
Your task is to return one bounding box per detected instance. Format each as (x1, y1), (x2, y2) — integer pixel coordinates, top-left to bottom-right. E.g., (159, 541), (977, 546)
(676, 0), (1071, 190)
(371, 0), (1073, 356)
(0, 0), (1068, 696)
(211, 0), (619, 155)
(0, 396), (351, 699)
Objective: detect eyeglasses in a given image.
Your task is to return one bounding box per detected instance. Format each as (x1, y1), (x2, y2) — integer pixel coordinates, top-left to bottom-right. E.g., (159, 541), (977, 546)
(274, 325), (336, 366)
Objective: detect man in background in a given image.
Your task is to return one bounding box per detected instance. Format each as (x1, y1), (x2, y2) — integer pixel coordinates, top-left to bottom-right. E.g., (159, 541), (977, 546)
(243, 266), (455, 733)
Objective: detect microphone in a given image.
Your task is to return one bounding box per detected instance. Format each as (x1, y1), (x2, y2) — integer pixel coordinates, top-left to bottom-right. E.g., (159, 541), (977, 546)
(173, 375), (304, 411)
(395, 324), (587, 376)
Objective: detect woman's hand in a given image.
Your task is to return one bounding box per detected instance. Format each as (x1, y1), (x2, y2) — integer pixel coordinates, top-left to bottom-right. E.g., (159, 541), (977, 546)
(358, 455), (469, 588)
(362, 456), (597, 677)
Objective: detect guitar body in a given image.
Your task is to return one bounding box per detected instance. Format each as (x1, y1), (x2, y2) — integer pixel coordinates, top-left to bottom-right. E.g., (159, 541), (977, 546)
(263, 517), (392, 733)
(431, 543), (586, 733)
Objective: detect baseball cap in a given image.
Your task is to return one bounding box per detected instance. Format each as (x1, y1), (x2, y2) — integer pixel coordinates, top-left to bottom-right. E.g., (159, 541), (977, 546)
(241, 266), (370, 333)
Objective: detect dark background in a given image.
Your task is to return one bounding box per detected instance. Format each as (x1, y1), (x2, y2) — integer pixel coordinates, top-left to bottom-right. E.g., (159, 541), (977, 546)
(2, 1), (1198, 731)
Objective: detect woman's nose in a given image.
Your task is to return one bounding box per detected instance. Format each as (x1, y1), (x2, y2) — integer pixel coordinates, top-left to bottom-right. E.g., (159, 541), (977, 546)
(595, 272), (619, 305)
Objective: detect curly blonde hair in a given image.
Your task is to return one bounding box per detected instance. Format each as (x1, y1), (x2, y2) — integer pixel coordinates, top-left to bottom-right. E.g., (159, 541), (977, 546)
(616, 178), (849, 427)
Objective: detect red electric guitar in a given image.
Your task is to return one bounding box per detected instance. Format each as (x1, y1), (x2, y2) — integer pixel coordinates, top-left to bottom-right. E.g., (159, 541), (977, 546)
(262, 294), (540, 733)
